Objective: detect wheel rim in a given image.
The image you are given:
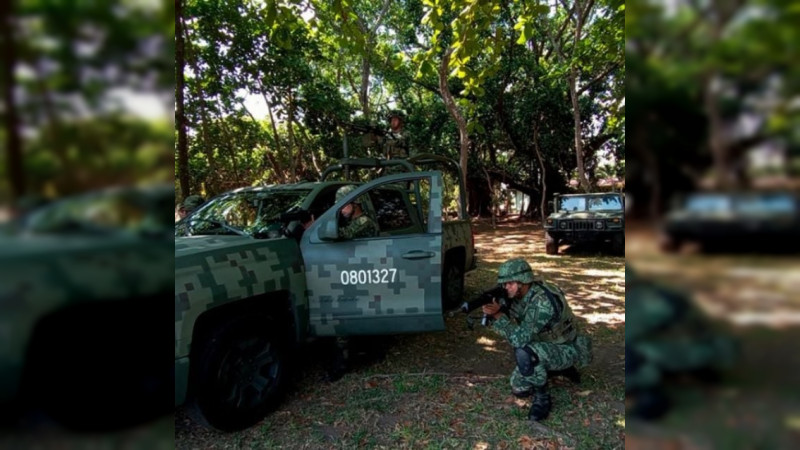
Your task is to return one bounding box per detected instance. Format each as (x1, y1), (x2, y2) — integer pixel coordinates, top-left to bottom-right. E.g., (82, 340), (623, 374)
(216, 336), (281, 410)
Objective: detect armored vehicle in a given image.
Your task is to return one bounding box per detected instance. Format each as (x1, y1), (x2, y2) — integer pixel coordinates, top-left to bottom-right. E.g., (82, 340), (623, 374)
(543, 192), (625, 255)
(660, 190), (800, 253)
(175, 154), (475, 431)
(0, 184), (174, 430)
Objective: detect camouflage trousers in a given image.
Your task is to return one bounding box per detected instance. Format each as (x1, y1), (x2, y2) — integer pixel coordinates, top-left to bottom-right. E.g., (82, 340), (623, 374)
(510, 341), (582, 392)
(626, 336), (738, 391)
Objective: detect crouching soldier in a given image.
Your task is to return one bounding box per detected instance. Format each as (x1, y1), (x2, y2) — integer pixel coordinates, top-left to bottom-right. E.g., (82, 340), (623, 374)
(483, 258), (593, 421)
(625, 264), (738, 419)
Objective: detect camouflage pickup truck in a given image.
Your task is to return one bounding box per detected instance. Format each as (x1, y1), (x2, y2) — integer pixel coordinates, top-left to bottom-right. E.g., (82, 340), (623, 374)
(0, 184), (174, 430)
(174, 154), (475, 431)
(543, 192), (625, 255)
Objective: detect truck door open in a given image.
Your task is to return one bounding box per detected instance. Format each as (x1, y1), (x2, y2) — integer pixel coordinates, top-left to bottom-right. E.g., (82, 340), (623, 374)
(300, 171), (445, 336)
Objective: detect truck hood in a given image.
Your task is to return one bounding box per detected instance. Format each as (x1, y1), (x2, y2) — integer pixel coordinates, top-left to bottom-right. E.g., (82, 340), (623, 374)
(175, 234), (278, 258)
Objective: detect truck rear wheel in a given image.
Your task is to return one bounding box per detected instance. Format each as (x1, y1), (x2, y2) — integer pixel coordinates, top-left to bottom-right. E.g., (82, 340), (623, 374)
(545, 232), (558, 255)
(442, 259), (465, 310)
(190, 315), (287, 432)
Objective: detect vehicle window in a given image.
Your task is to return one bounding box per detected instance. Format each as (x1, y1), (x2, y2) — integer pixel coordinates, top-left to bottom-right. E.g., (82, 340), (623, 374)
(685, 195), (732, 212)
(736, 194), (796, 214)
(559, 197), (586, 211)
(26, 190), (156, 234)
(178, 190), (310, 236)
(308, 186), (341, 221)
(587, 195), (623, 211)
(370, 187), (415, 234)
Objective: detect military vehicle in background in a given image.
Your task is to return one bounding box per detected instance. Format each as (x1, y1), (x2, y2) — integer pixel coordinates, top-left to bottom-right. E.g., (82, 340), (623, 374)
(174, 154), (475, 431)
(659, 190), (800, 253)
(543, 192), (625, 255)
(0, 184), (174, 430)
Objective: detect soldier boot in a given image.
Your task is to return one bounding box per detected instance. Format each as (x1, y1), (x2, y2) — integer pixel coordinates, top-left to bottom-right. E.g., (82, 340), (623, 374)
(528, 386), (552, 421)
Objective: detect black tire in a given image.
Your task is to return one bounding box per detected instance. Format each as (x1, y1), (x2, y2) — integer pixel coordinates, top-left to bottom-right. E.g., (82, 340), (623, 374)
(442, 259), (465, 310)
(190, 315), (288, 432)
(545, 232), (558, 255)
(22, 299), (171, 431)
(659, 233), (680, 253)
(611, 232), (624, 255)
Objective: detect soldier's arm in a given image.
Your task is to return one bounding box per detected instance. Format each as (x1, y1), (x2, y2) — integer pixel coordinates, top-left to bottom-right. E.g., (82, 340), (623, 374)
(492, 291), (556, 348)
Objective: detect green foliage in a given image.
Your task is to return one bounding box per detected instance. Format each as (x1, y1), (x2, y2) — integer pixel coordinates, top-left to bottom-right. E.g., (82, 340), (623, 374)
(177, 0), (625, 216)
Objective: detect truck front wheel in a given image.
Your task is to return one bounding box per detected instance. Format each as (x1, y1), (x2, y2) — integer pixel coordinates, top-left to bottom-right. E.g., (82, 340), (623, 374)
(190, 315), (287, 432)
(545, 232), (558, 255)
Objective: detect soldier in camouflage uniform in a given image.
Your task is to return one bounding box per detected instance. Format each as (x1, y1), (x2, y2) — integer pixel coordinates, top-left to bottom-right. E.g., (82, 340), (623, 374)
(483, 258), (593, 421)
(384, 110), (410, 159)
(336, 185), (378, 239)
(625, 264), (738, 419)
(177, 194), (205, 220)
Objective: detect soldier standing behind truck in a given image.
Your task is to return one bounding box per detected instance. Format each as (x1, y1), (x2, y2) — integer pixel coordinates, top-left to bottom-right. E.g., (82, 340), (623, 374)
(384, 110), (409, 159)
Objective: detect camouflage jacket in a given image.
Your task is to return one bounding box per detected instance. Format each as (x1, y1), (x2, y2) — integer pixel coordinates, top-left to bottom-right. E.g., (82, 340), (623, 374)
(492, 282), (577, 347)
(384, 131), (409, 159)
(339, 214), (379, 239)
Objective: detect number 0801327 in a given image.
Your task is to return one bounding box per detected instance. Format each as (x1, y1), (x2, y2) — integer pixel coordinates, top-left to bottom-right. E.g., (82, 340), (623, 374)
(340, 268), (397, 285)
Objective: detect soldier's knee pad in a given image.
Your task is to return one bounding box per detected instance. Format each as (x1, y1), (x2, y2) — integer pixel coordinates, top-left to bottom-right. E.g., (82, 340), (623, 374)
(515, 347), (539, 376)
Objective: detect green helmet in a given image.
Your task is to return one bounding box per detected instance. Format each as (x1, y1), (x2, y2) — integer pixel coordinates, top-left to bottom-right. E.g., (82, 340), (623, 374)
(497, 258), (536, 284)
(181, 194), (205, 212)
(386, 109), (405, 121)
(335, 185), (358, 203)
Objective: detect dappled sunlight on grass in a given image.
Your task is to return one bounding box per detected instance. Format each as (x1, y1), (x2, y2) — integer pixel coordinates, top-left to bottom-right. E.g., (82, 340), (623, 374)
(472, 220), (625, 333)
(582, 312), (625, 325)
(627, 225), (800, 328)
(627, 223), (800, 447)
(476, 336), (497, 347)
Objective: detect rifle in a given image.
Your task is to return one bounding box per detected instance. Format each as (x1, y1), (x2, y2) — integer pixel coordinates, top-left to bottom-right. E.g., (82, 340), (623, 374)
(460, 285), (508, 327)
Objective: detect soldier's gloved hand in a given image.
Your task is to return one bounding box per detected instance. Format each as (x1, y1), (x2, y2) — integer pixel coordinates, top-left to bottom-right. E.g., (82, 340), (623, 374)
(482, 299), (503, 319)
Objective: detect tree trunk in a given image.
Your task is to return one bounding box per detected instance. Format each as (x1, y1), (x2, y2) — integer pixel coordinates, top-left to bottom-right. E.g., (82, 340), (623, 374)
(2, 1), (25, 204)
(287, 92), (299, 182)
(264, 97), (286, 183)
(360, 50), (371, 120)
(438, 48), (470, 212)
(704, 75), (731, 189)
(532, 116), (547, 224)
(569, 66), (589, 192)
(175, 2), (190, 198)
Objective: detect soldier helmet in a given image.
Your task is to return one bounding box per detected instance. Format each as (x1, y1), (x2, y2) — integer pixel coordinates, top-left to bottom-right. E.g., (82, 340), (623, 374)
(335, 185), (359, 203)
(181, 194), (205, 213)
(497, 258), (537, 284)
(386, 109), (405, 121)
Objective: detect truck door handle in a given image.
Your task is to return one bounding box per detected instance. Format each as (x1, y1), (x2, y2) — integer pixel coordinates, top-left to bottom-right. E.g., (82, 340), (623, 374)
(402, 250), (435, 260)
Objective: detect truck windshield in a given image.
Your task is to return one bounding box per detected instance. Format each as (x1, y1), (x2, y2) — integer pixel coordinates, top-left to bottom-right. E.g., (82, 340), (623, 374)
(559, 195), (621, 212)
(176, 190), (310, 237)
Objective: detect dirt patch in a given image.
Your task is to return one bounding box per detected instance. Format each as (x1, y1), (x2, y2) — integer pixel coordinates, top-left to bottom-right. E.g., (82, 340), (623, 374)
(626, 221), (800, 448)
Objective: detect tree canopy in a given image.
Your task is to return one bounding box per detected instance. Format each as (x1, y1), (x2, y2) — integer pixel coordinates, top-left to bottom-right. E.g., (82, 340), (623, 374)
(175, 0), (625, 218)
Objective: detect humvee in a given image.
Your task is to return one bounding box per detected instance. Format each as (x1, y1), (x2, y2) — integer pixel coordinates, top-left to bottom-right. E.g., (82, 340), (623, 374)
(660, 190), (800, 252)
(543, 192), (625, 255)
(174, 155), (475, 431)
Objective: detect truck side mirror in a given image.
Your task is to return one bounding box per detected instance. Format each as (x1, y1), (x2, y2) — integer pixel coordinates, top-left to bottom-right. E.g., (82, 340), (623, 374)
(548, 200), (555, 212)
(316, 218), (339, 241)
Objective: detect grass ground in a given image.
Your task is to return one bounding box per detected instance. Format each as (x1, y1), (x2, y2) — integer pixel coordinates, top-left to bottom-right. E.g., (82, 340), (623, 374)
(174, 218), (626, 449)
(625, 222), (800, 449)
